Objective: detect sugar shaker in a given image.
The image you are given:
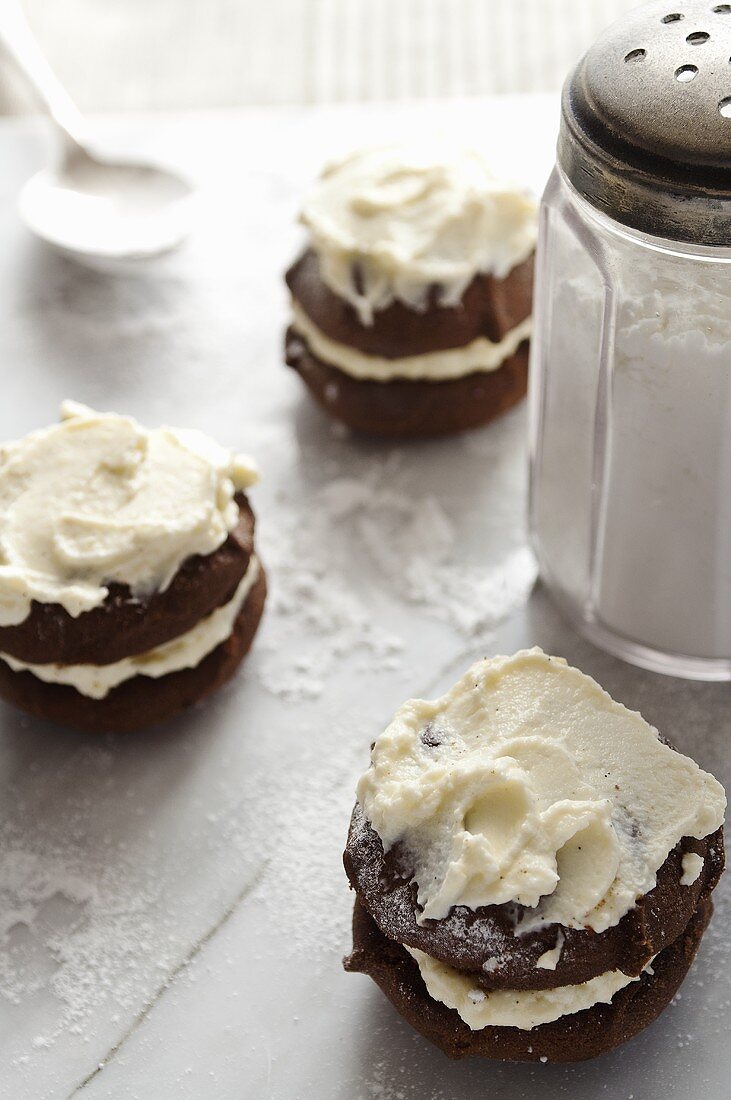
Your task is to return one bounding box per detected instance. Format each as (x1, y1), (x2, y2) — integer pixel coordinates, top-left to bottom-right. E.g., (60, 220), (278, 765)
(529, 0), (731, 679)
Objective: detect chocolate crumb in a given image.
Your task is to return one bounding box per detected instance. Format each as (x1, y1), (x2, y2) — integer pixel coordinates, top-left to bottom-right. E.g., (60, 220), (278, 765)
(421, 724), (443, 748)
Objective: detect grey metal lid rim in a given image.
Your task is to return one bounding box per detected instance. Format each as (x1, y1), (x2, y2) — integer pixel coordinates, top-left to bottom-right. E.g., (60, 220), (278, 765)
(558, 0), (731, 246)
(559, 79), (731, 246)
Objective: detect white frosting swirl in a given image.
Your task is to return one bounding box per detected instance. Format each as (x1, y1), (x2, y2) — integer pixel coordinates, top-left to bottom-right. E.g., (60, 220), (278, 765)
(0, 556), (259, 699)
(357, 648), (725, 932)
(300, 146), (537, 325)
(0, 402), (258, 627)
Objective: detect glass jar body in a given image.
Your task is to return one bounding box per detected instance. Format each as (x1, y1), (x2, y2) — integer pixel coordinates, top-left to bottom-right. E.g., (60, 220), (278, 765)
(529, 168), (731, 680)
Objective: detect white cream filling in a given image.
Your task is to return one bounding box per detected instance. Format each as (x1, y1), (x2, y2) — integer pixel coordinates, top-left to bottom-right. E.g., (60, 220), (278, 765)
(0, 557), (259, 700)
(680, 853), (704, 887)
(407, 945), (650, 1031)
(291, 301), (532, 382)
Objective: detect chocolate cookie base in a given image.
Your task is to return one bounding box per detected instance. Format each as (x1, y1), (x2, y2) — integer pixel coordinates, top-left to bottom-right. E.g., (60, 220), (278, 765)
(286, 329), (529, 439)
(0, 496), (256, 667)
(0, 565), (267, 734)
(344, 802), (724, 990)
(345, 897), (712, 1063)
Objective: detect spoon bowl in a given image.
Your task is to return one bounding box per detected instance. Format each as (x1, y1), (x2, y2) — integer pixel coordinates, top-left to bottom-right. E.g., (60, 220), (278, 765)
(18, 152), (195, 261)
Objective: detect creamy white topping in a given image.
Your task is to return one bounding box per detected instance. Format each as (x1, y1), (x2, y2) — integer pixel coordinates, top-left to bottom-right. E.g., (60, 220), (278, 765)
(680, 853), (704, 887)
(300, 146), (537, 325)
(357, 648), (725, 932)
(0, 402), (258, 627)
(0, 557), (259, 699)
(290, 301), (531, 382)
(407, 945), (650, 1031)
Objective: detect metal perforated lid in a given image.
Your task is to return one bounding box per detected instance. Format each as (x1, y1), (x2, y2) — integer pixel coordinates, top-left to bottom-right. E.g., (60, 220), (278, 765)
(559, 0), (731, 244)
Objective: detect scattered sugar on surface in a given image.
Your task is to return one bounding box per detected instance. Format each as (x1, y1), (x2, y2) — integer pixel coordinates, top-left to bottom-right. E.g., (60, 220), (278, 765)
(0, 746), (187, 1061)
(254, 425), (535, 702)
(238, 718), (368, 959)
(314, 470), (536, 635)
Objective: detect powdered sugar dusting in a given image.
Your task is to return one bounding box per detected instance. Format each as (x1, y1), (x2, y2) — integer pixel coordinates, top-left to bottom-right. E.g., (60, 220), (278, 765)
(241, 721), (367, 957)
(316, 470), (536, 634)
(254, 428), (535, 702)
(0, 752), (186, 1054)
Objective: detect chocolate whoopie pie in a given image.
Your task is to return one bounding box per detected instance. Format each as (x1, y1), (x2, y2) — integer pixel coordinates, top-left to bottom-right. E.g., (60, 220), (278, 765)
(343, 648), (726, 1062)
(0, 402), (267, 733)
(285, 146), (537, 438)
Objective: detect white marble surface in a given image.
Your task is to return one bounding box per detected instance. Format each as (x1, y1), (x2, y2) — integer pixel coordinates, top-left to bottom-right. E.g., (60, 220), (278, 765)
(0, 97), (728, 1100)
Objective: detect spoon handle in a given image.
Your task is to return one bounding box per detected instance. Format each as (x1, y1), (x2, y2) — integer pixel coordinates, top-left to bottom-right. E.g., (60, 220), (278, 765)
(0, 0), (87, 149)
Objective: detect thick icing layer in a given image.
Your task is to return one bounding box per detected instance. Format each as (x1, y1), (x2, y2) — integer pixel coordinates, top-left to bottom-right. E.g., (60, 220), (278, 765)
(0, 557), (259, 699)
(300, 146), (537, 325)
(407, 945), (649, 1031)
(0, 402), (258, 627)
(357, 648), (725, 932)
(290, 301), (532, 381)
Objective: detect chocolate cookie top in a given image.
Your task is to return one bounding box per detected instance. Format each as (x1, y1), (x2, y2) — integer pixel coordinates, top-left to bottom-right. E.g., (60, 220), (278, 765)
(0, 402), (258, 630)
(0, 495), (256, 667)
(298, 145), (537, 324)
(345, 802), (724, 990)
(286, 249), (533, 359)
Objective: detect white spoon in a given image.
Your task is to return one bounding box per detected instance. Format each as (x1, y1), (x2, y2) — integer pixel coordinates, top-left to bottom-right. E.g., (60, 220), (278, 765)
(0, 0), (195, 261)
